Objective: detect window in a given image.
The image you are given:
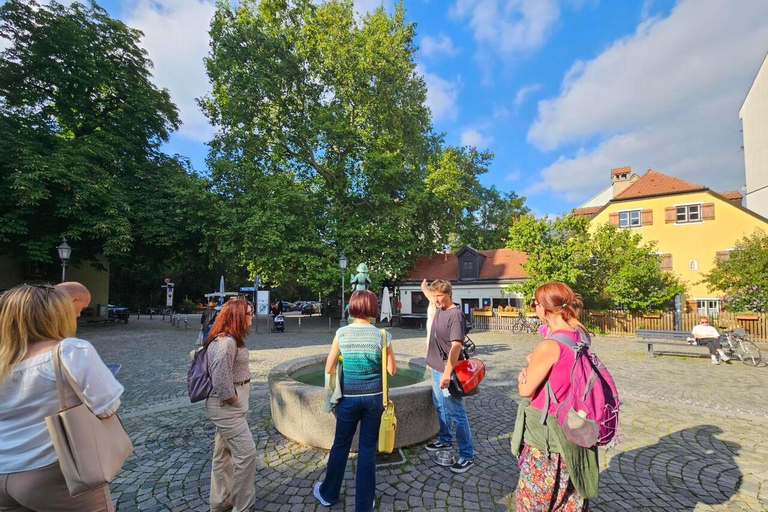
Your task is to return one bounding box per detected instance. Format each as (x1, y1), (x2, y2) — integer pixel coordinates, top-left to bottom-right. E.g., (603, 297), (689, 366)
(411, 292), (428, 314)
(688, 259), (698, 271)
(676, 204), (701, 223)
(618, 210), (641, 228)
(697, 299), (720, 317)
(460, 259), (476, 280)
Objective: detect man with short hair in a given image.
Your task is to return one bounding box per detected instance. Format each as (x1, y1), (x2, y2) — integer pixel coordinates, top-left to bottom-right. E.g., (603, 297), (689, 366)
(424, 279), (475, 473)
(55, 281), (91, 318)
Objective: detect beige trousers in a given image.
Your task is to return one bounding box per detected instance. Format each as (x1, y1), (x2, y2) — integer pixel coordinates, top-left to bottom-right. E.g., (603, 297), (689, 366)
(0, 462), (114, 512)
(205, 383), (257, 512)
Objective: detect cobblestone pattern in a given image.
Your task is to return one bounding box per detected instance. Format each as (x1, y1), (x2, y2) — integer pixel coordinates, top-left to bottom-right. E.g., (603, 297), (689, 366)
(76, 318), (768, 511)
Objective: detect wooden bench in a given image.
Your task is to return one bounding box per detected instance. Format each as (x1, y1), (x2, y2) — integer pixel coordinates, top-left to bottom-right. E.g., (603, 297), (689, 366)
(85, 318), (117, 326)
(636, 329), (726, 358)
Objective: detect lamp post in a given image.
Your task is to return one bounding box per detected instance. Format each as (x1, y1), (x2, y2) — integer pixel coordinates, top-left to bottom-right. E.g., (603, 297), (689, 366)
(339, 252), (348, 327)
(57, 237), (72, 283)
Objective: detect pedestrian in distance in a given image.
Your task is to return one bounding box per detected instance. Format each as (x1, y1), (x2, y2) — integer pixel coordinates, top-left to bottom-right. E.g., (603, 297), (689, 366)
(0, 284), (124, 511)
(314, 290), (396, 512)
(423, 279), (475, 474)
(204, 298), (256, 512)
(513, 282), (599, 511)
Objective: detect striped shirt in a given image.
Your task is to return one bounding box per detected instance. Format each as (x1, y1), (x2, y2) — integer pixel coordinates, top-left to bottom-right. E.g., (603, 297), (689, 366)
(337, 323), (392, 397)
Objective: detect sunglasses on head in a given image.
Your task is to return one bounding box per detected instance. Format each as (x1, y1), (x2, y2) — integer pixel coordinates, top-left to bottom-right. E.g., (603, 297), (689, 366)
(29, 283), (55, 300)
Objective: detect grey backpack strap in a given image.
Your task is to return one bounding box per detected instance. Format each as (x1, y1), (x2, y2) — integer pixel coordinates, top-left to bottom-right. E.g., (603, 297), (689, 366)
(548, 332), (581, 349)
(539, 331), (583, 425)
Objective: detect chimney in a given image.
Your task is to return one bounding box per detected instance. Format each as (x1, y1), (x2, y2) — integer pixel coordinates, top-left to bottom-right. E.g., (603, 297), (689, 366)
(611, 166), (635, 197)
(443, 250), (448, 262)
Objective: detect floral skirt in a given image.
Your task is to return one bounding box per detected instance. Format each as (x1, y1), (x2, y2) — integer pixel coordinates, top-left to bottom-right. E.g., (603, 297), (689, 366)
(514, 445), (588, 512)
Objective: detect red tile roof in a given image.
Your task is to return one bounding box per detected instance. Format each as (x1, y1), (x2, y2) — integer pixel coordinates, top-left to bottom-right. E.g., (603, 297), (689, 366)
(614, 170), (706, 200)
(719, 190), (743, 201)
(403, 248), (528, 282)
(572, 206), (601, 217)
(611, 166), (632, 176)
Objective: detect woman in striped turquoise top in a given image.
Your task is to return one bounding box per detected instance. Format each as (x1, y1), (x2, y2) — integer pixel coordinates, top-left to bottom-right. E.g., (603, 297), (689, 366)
(314, 290), (396, 512)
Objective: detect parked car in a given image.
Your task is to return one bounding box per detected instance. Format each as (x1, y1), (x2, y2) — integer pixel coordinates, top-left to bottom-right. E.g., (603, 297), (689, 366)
(108, 305), (130, 323)
(300, 302), (315, 315)
(280, 301), (293, 312)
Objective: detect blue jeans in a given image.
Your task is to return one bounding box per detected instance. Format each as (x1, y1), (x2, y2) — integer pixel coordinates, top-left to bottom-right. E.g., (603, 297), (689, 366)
(319, 394), (384, 512)
(431, 369), (474, 460)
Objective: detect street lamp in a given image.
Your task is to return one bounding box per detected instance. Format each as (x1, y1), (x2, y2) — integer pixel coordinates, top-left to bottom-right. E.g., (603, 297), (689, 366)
(339, 252), (348, 326)
(57, 237), (72, 283)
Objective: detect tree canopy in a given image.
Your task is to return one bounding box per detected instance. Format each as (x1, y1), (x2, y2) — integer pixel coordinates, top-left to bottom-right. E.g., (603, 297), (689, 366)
(200, 0), (524, 294)
(507, 214), (684, 311)
(700, 229), (768, 313)
(0, 0), (220, 306)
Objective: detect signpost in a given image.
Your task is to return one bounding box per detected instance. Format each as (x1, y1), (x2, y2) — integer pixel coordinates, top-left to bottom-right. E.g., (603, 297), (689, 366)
(161, 278), (174, 319)
(254, 274), (261, 333)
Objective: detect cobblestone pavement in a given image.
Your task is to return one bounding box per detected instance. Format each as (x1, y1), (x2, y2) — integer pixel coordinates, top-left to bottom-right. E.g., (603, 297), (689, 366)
(78, 316), (768, 511)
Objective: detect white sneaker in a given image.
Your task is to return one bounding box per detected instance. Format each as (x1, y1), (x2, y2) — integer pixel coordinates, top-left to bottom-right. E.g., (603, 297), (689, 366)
(313, 482), (331, 507)
(711, 358), (720, 365)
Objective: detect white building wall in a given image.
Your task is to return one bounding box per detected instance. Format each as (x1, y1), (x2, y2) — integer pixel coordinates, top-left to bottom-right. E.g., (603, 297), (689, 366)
(740, 53), (768, 219)
(579, 186), (613, 208)
(399, 283), (524, 315)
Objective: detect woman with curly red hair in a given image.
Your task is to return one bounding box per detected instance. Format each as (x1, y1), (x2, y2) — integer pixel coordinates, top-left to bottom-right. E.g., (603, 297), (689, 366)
(512, 282), (599, 512)
(204, 299), (256, 512)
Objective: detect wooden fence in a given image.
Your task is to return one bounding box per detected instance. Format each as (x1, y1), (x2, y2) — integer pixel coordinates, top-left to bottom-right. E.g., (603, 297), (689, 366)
(469, 309), (768, 342)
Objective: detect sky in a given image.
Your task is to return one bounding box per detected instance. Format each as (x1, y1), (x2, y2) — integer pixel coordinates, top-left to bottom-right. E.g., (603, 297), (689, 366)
(19, 0), (768, 216)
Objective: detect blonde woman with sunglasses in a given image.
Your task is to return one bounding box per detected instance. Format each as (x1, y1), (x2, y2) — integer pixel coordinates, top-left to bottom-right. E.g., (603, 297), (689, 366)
(0, 285), (124, 512)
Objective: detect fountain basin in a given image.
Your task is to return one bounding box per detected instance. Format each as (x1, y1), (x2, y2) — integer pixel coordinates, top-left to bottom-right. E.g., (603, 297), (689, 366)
(269, 354), (438, 451)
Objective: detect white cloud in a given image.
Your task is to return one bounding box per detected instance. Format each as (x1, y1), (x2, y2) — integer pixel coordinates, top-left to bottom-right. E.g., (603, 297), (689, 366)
(124, 0), (217, 143)
(421, 34), (459, 57)
(450, 0), (560, 61)
(514, 83), (542, 110)
(527, 0), (768, 201)
(461, 128), (492, 148)
(417, 65), (460, 122)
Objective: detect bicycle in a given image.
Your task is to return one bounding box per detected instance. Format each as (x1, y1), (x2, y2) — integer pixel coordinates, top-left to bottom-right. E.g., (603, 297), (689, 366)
(512, 312), (541, 334)
(723, 328), (763, 367)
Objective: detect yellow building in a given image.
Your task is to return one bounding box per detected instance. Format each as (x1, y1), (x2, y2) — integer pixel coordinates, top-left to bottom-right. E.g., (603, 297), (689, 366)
(574, 168), (768, 315)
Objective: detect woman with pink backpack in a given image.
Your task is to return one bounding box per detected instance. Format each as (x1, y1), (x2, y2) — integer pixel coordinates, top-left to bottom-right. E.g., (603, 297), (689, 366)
(512, 282), (619, 511)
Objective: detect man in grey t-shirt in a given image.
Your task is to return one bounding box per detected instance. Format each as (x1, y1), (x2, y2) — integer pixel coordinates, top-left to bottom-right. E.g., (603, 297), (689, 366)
(423, 279), (474, 473)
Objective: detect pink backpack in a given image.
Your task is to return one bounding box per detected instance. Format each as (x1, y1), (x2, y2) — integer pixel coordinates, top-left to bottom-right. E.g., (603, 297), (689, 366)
(540, 328), (620, 448)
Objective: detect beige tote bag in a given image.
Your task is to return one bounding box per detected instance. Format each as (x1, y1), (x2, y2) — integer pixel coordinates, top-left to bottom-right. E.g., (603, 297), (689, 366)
(45, 344), (133, 496)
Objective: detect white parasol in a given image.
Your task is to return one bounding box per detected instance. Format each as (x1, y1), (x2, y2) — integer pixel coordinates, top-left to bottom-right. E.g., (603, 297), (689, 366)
(380, 286), (392, 322)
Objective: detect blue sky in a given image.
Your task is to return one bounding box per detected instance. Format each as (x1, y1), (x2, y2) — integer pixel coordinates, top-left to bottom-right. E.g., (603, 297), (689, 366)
(86, 0), (768, 216)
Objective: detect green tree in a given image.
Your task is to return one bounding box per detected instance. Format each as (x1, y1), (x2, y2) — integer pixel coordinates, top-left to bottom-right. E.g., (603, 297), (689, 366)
(700, 229), (768, 313)
(506, 215), (683, 311)
(200, 0), (501, 293)
(453, 185), (529, 250)
(0, 0), (179, 264)
(0, 0), (222, 307)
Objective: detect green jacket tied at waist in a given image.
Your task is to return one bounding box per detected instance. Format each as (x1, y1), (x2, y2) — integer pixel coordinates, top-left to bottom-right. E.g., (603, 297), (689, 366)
(510, 399), (600, 498)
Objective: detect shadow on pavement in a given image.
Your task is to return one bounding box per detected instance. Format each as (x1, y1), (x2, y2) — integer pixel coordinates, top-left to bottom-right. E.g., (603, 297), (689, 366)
(595, 425), (741, 511)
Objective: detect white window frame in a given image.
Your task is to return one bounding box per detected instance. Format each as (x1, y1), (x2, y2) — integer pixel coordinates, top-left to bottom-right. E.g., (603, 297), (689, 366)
(695, 298), (721, 317)
(618, 209), (642, 228)
(673, 202), (704, 225)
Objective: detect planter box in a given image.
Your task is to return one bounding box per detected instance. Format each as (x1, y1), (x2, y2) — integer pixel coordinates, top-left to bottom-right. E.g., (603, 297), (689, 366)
(736, 315), (759, 321)
(472, 311), (492, 317)
(498, 311), (519, 317)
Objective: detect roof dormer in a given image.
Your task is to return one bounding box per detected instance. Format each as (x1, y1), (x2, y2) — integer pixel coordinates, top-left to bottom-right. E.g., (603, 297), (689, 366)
(455, 245), (486, 281)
